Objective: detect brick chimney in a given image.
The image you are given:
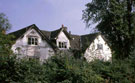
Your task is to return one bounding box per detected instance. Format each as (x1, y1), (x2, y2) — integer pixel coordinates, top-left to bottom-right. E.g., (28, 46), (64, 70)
(61, 24), (67, 31)
(62, 24), (64, 28)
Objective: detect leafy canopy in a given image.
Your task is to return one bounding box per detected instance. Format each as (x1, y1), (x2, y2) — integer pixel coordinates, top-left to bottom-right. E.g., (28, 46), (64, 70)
(83, 0), (135, 58)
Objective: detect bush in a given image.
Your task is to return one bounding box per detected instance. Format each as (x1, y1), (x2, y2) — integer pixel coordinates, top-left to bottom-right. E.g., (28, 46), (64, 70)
(0, 52), (135, 83)
(43, 53), (103, 83)
(90, 59), (135, 83)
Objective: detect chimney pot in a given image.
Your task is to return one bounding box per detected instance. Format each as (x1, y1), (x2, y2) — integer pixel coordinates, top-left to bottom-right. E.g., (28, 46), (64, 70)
(61, 24), (67, 31)
(62, 24), (64, 28)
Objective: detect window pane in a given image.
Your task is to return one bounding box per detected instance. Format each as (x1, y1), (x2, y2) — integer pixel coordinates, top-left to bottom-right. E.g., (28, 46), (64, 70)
(35, 38), (37, 42)
(59, 42), (61, 48)
(28, 37), (38, 45)
(65, 45), (67, 48)
(64, 42), (67, 48)
(35, 38), (38, 45)
(32, 38), (34, 44)
(28, 38), (31, 45)
(62, 42), (64, 48)
(35, 41), (37, 45)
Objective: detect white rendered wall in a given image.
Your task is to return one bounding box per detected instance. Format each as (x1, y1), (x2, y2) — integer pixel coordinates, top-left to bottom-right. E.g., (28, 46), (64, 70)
(84, 35), (112, 62)
(11, 29), (54, 61)
(56, 31), (70, 50)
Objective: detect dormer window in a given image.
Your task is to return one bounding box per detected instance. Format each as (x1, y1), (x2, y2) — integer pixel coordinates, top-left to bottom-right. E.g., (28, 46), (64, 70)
(28, 37), (38, 45)
(59, 42), (67, 48)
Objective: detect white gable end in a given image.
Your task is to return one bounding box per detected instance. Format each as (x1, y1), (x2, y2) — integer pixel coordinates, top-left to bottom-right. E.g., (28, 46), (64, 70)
(84, 35), (112, 62)
(10, 24), (113, 62)
(11, 28), (54, 61)
(56, 31), (70, 49)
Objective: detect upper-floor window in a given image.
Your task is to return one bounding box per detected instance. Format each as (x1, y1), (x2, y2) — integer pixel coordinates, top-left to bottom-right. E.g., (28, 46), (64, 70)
(97, 44), (103, 50)
(28, 37), (38, 45)
(59, 42), (67, 48)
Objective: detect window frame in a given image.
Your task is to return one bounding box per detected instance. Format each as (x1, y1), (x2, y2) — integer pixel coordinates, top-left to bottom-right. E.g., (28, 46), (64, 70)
(27, 36), (38, 45)
(58, 41), (67, 48)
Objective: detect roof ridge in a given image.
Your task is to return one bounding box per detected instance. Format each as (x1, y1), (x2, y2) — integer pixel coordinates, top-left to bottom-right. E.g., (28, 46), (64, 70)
(81, 32), (100, 36)
(9, 24), (35, 34)
(41, 30), (51, 32)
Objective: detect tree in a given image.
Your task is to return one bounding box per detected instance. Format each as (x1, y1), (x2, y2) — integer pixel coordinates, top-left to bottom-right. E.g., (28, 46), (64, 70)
(0, 13), (11, 32)
(83, 0), (135, 59)
(43, 53), (104, 83)
(0, 13), (14, 82)
(0, 13), (13, 55)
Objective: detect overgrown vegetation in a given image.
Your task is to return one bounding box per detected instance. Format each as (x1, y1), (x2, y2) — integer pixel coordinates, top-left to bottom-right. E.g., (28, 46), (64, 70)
(0, 53), (135, 82)
(83, 0), (135, 59)
(0, 0), (135, 82)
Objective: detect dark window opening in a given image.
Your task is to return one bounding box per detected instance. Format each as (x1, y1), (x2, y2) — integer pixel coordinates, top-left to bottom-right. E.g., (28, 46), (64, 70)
(58, 42), (67, 48)
(28, 37), (38, 45)
(97, 44), (103, 50)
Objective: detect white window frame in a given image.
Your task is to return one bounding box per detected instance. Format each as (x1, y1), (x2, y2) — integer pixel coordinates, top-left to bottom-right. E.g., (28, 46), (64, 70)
(58, 42), (67, 48)
(28, 37), (38, 45)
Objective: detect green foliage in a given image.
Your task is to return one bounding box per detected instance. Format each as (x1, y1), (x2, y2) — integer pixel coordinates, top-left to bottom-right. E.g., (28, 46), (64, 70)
(0, 32), (14, 55)
(0, 13), (14, 55)
(83, 0), (135, 59)
(90, 59), (135, 83)
(43, 53), (103, 83)
(0, 55), (45, 82)
(0, 13), (11, 31)
(0, 12), (135, 83)
(0, 52), (135, 82)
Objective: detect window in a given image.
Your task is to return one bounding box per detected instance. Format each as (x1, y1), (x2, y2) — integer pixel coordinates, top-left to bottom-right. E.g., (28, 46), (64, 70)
(59, 42), (62, 48)
(59, 42), (67, 48)
(64, 42), (67, 48)
(97, 44), (103, 50)
(28, 37), (38, 45)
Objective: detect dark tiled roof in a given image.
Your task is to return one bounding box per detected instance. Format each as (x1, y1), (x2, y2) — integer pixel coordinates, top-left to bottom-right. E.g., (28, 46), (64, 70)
(9, 24), (34, 40)
(50, 27), (72, 40)
(41, 27), (81, 50)
(41, 30), (51, 39)
(70, 34), (80, 50)
(50, 28), (62, 39)
(63, 30), (72, 40)
(81, 33), (99, 52)
(9, 24), (58, 51)
(9, 24), (102, 52)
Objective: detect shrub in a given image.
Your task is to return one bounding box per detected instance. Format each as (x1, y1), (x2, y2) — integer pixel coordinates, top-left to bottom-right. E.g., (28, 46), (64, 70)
(43, 53), (104, 83)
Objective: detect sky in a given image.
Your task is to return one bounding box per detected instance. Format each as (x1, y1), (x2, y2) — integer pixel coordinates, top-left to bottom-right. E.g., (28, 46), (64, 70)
(0, 0), (92, 35)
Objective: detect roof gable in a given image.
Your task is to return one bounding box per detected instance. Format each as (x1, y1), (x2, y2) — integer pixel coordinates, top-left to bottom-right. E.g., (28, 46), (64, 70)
(50, 28), (62, 39)
(81, 33), (99, 52)
(9, 24), (44, 40)
(9, 24), (57, 50)
(50, 26), (72, 40)
(9, 24), (110, 51)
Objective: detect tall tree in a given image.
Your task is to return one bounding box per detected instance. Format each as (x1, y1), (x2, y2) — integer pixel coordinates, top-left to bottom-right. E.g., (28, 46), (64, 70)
(83, 0), (135, 59)
(0, 13), (11, 32)
(0, 13), (13, 55)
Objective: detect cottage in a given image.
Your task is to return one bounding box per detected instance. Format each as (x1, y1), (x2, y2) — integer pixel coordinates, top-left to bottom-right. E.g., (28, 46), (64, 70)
(9, 24), (112, 62)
